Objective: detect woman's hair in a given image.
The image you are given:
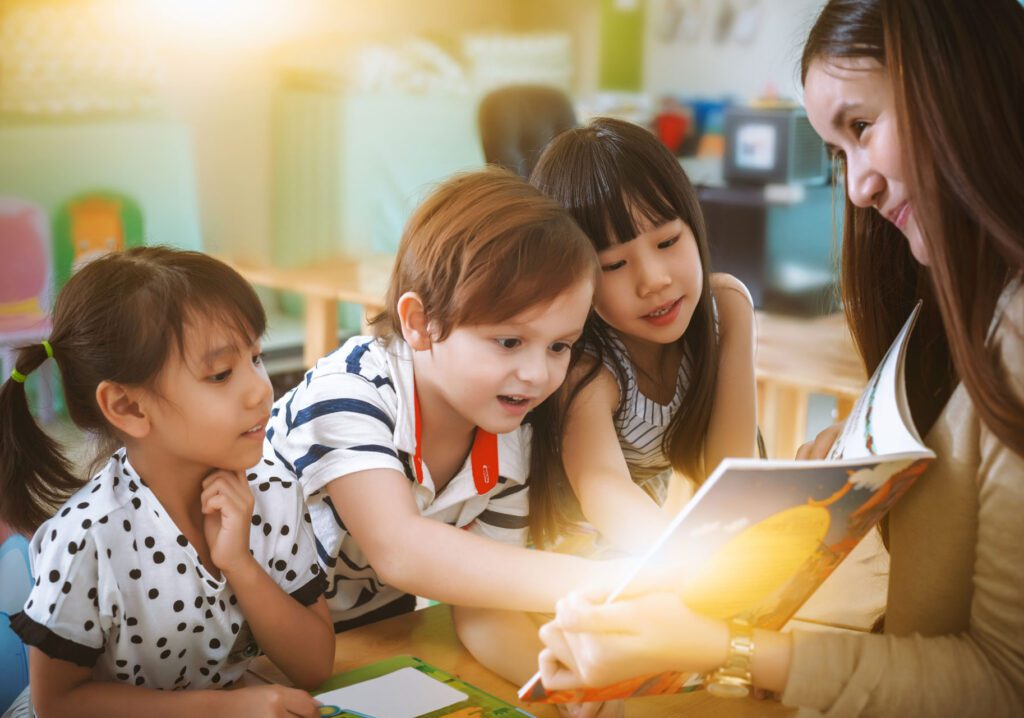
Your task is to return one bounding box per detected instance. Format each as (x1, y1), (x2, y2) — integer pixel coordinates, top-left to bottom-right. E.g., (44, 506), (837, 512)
(369, 167), (598, 341)
(528, 117), (719, 546)
(0, 247), (266, 534)
(802, 0), (1024, 456)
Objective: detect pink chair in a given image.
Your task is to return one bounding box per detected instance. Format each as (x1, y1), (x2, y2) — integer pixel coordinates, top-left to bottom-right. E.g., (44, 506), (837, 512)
(0, 198), (55, 422)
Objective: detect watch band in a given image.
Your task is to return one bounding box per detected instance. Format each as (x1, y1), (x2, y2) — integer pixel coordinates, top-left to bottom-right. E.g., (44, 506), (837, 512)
(706, 617), (755, 698)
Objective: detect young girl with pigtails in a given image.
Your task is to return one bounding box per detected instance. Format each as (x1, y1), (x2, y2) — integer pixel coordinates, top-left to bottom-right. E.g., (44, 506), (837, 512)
(0, 247), (333, 718)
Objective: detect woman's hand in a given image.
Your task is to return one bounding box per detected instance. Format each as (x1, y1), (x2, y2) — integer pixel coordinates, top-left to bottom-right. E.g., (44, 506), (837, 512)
(795, 420), (845, 461)
(224, 685), (321, 717)
(538, 590), (728, 691)
(201, 469), (256, 575)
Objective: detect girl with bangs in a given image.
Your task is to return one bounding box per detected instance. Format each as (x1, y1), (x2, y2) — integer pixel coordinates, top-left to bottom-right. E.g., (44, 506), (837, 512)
(526, 117), (759, 555)
(1, 248), (333, 717)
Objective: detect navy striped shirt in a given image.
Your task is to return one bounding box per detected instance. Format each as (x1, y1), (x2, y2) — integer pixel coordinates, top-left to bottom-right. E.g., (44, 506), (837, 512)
(264, 336), (531, 624)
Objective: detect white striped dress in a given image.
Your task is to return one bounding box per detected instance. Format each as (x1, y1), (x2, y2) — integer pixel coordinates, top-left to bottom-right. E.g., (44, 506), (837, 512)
(598, 330), (692, 506)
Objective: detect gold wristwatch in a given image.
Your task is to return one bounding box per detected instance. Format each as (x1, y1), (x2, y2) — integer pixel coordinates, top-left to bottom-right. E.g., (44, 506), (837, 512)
(706, 617), (754, 698)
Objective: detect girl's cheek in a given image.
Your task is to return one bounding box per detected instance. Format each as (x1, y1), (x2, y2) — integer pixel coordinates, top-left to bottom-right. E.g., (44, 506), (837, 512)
(595, 274), (624, 305)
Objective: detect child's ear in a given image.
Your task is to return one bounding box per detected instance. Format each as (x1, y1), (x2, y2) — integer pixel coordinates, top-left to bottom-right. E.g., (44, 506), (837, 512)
(95, 380), (150, 439)
(396, 291), (433, 351)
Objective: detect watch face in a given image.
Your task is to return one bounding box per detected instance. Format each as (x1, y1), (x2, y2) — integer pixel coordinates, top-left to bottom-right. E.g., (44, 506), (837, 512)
(706, 680), (751, 699)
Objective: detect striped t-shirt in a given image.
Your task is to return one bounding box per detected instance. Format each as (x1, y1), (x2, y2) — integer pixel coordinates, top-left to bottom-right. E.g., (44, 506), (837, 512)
(596, 292), (723, 504)
(264, 336), (531, 625)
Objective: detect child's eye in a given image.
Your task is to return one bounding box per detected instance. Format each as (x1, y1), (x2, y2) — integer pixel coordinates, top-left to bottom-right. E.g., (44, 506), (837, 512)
(601, 260), (626, 272)
(851, 120), (869, 138)
(495, 338), (521, 350)
(252, 352), (264, 366)
(549, 341), (573, 354)
(209, 369), (232, 383)
(657, 236), (679, 250)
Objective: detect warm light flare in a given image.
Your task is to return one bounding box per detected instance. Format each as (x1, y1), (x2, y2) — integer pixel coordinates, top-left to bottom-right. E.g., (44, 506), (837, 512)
(681, 504), (830, 618)
(139, 0), (300, 46)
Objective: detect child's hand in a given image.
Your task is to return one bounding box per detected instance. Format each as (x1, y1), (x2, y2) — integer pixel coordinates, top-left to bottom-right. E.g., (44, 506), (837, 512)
(202, 469), (256, 576)
(224, 685), (321, 717)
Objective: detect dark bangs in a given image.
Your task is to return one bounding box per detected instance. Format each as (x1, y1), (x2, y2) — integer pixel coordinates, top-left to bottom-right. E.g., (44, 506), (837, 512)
(65, 247), (267, 391)
(175, 256), (267, 362)
(531, 117), (704, 249)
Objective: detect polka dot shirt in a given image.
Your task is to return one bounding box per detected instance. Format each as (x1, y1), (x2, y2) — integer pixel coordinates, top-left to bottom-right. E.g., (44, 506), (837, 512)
(10, 449), (325, 691)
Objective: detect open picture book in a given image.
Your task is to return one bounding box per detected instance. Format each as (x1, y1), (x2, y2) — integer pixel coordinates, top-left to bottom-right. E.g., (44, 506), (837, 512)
(519, 302), (934, 704)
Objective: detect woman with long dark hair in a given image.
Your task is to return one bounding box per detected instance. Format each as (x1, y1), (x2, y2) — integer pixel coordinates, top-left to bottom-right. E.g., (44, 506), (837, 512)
(535, 1), (1024, 714)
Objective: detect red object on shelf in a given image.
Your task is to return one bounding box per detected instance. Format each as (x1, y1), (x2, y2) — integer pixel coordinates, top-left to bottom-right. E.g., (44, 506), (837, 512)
(655, 113), (690, 154)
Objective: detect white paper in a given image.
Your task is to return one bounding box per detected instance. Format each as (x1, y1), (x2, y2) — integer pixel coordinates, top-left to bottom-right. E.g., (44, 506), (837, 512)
(316, 667), (467, 718)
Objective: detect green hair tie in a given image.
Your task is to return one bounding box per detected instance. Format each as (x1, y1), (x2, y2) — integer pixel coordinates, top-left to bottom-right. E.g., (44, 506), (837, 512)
(9, 340), (54, 384)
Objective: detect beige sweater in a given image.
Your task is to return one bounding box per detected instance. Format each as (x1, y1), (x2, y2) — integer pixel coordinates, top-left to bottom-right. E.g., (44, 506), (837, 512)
(782, 281), (1024, 717)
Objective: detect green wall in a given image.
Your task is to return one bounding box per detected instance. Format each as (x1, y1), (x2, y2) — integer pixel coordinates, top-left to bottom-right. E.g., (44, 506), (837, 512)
(598, 0), (645, 91)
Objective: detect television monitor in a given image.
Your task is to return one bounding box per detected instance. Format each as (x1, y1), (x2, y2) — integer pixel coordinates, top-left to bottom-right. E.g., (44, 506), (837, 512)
(724, 106), (829, 186)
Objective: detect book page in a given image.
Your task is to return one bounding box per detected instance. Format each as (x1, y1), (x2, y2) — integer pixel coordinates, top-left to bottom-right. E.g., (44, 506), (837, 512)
(829, 302), (928, 460)
(315, 667), (467, 718)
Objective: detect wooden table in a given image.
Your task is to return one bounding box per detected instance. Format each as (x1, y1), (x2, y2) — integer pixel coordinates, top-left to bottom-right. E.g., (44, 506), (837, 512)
(248, 604), (795, 717)
(222, 254), (867, 462)
(754, 312), (866, 460)
(217, 254), (391, 369)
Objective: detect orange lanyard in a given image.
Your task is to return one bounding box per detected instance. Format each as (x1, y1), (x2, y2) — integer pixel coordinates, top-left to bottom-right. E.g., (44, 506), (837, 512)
(413, 387), (499, 495)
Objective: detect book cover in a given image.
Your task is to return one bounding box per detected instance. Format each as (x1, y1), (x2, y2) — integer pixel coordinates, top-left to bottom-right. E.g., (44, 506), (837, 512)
(520, 303), (934, 704)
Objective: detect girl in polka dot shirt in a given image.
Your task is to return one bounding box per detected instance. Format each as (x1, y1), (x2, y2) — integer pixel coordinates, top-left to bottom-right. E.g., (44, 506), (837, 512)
(0, 248), (333, 718)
